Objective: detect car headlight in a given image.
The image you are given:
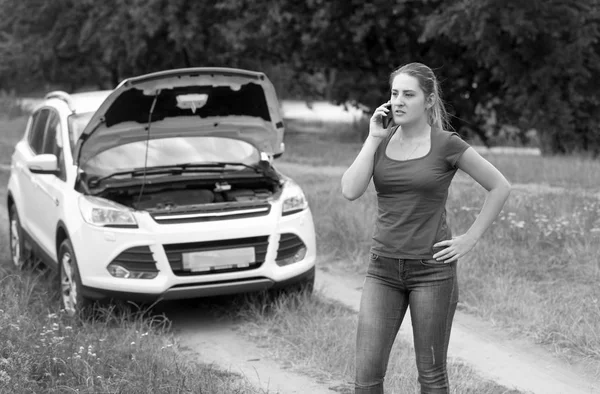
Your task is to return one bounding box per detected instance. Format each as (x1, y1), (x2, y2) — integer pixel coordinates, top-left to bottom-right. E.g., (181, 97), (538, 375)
(78, 195), (138, 228)
(281, 181), (308, 216)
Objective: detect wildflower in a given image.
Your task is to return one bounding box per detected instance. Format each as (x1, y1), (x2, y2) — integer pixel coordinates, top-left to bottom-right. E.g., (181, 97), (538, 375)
(130, 342), (135, 345)
(512, 221), (525, 229)
(0, 370), (11, 384)
(47, 313), (57, 319)
(65, 326), (73, 331)
(59, 373), (65, 377)
(141, 332), (149, 337)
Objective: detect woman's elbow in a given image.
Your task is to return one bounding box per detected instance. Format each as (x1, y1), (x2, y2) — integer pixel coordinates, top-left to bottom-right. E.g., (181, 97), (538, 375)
(341, 183), (361, 201)
(343, 192), (359, 201)
(497, 178), (512, 199)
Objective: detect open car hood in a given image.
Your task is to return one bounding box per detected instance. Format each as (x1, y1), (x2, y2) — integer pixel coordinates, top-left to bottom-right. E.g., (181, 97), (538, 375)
(74, 67), (285, 166)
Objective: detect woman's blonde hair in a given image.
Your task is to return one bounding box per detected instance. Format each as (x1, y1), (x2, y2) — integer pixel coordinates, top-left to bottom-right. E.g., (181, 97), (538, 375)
(389, 63), (450, 130)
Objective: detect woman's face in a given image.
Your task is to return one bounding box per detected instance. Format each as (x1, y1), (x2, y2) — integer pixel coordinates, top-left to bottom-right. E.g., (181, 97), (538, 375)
(390, 73), (431, 126)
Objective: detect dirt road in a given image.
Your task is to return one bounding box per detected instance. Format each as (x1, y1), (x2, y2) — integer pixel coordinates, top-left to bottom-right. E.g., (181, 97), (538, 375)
(161, 264), (599, 394)
(162, 299), (352, 394)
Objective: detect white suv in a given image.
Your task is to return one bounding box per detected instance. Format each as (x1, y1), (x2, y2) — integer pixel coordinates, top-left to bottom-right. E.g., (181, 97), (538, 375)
(7, 68), (316, 315)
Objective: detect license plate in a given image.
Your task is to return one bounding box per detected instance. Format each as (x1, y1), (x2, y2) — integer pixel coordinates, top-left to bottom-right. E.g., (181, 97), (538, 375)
(182, 247), (255, 272)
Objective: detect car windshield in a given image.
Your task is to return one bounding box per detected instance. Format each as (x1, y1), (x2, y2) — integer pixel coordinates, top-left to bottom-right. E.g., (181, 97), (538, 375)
(68, 112), (94, 151)
(81, 136), (261, 177)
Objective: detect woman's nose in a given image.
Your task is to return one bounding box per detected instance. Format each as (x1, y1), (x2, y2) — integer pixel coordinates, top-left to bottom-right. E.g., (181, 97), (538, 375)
(391, 97), (404, 107)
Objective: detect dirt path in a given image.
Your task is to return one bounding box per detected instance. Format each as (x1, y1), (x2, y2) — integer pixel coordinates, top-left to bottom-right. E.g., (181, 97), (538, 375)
(164, 267), (599, 394)
(163, 300), (352, 394)
(316, 267), (600, 394)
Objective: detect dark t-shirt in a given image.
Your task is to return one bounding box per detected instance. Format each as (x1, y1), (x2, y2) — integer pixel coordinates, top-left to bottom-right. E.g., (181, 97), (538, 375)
(370, 126), (470, 259)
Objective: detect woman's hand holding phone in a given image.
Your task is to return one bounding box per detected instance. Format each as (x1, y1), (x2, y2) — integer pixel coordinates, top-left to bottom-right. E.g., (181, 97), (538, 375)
(369, 102), (392, 140)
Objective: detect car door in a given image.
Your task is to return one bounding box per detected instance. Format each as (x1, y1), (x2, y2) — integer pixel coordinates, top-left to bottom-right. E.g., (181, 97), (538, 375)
(15, 108), (50, 242)
(29, 110), (66, 264)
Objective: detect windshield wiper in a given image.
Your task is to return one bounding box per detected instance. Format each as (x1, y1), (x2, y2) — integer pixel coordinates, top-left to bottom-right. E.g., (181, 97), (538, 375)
(87, 161), (277, 187)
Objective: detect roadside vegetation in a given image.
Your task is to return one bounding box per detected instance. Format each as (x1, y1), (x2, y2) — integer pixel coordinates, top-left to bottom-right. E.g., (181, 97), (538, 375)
(0, 261), (263, 394)
(278, 125), (600, 377)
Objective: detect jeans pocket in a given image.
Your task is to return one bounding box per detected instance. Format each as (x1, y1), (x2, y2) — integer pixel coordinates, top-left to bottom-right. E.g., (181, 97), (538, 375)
(419, 258), (449, 267)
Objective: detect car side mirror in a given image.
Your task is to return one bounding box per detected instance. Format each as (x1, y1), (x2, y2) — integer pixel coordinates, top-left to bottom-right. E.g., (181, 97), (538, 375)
(27, 154), (59, 175)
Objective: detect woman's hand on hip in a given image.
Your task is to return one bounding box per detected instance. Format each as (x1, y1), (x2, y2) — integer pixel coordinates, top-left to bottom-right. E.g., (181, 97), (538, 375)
(432, 234), (478, 263)
(369, 101), (392, 139)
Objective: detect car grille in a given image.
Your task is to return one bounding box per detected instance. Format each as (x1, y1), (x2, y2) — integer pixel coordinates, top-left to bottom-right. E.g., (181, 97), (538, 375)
(276, 233), (306, 261)
(111, 246), (158, 272)
(150, 203), (271, 224)
(163, 236), (269, 276)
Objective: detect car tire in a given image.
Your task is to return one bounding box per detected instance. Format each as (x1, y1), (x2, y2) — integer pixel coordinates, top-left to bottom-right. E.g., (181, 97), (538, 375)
(58, 239), (93, 316)
(8, 204), (27, 269)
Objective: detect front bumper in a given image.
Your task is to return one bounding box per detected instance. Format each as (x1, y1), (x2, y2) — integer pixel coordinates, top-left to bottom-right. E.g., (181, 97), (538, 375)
(80, 265), (315, 303)
(69, 204), (316, 302)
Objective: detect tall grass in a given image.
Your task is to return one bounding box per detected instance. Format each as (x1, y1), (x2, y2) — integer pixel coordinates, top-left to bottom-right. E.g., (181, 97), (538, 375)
(278, 129), (600, 376)
(234, 292), (523, 394)
(0, 261), (264, 393)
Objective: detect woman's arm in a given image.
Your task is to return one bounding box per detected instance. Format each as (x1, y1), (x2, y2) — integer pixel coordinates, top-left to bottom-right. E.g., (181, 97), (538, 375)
(341, 136), (383, 200)
(433, 147), (511, 262)
(341, 102), (391, 201)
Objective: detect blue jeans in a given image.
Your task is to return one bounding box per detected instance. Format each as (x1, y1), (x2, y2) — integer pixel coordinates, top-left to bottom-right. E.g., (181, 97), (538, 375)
(355, 253), (458, 394)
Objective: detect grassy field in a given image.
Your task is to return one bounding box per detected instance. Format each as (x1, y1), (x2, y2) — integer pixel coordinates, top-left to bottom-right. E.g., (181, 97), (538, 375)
(277, 128), (600, 377)
(0, 264), (264, 393)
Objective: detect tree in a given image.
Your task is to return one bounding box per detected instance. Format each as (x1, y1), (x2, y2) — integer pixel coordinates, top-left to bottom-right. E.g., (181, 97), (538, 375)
(2, 0), (600, 155)
(422, 0), (600, 155)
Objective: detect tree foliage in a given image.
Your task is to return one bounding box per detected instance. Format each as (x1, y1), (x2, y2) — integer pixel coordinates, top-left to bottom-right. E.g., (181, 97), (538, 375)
(423, 0), (600, 154)
(1, 0), (599, 154)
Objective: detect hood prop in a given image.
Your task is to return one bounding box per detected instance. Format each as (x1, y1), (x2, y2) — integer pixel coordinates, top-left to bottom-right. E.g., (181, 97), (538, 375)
(135, 89), (161, 206)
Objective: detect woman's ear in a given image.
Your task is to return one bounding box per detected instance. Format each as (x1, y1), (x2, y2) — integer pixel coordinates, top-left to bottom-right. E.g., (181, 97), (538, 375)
(426, 94), (435, 109)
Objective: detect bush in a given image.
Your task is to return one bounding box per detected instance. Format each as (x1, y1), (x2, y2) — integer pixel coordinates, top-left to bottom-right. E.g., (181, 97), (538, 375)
(0, 90), (28, 119)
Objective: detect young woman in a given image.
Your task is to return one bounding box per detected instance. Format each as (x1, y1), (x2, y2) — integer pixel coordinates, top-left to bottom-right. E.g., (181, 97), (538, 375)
(341, 63), (511, 394)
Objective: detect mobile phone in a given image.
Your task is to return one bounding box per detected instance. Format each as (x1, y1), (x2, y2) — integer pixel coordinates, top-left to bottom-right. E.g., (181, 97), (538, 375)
(382, 105), (393, 129)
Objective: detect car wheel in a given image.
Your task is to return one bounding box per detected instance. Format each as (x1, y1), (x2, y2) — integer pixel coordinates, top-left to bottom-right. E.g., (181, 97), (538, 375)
(58, 239), (92, 316)
(8, 204), (26, 269)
